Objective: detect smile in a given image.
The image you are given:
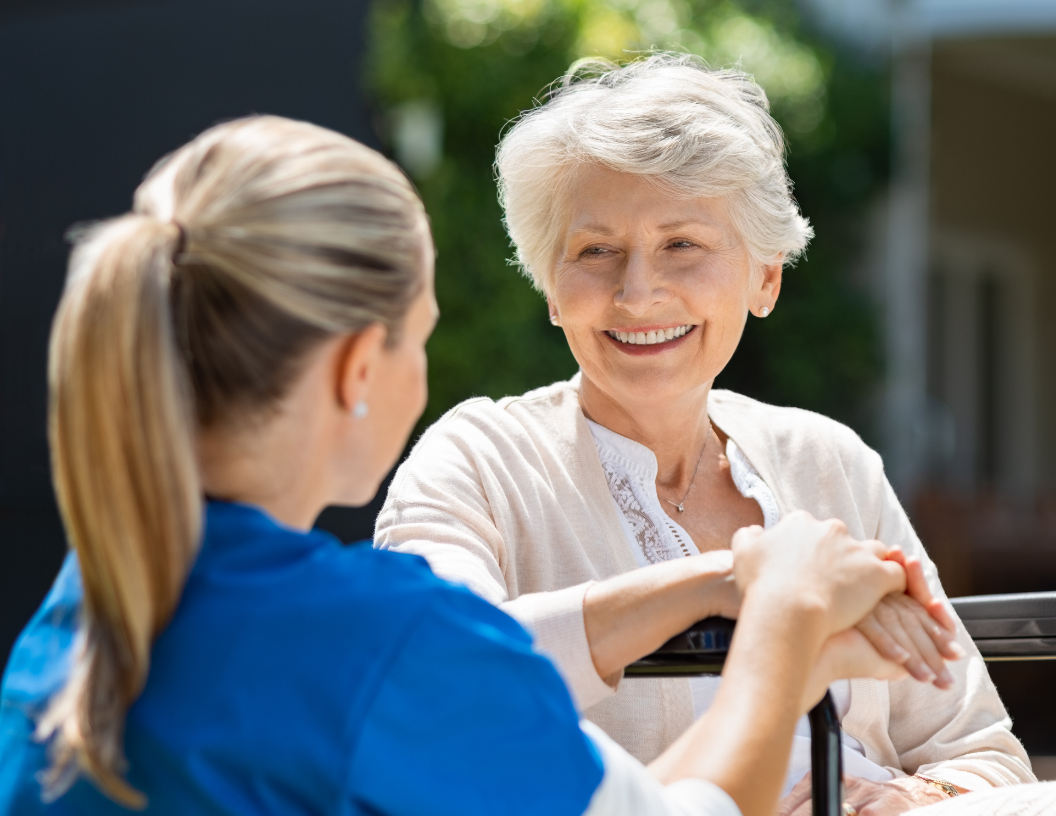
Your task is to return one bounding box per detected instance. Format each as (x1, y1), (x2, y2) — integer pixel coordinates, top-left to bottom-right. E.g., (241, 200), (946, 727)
(605, 325), (695, 346)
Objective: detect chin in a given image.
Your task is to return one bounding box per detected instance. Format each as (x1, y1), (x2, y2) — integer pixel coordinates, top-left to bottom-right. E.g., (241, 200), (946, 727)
(611, 365), (703, 400)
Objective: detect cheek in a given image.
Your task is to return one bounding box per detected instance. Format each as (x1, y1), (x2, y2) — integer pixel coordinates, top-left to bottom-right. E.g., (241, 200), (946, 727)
(553, 268), (610, 327)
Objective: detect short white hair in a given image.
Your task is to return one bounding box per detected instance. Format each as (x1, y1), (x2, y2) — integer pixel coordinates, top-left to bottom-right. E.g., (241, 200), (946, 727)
(495, 53), (814, 293)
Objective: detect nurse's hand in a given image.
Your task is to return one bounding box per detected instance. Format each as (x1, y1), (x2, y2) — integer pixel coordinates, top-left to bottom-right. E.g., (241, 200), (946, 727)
(777, 773), (953, 816)
(732, 513), (907, 637)
(800, 628), (909, 712)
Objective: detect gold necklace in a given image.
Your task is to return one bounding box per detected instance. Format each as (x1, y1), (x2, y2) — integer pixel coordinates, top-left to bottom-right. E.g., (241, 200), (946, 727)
(663, 425), (713, 513)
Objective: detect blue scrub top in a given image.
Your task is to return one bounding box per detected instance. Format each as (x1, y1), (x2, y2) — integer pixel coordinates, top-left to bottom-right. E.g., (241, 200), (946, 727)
(0, 501), (603, 815)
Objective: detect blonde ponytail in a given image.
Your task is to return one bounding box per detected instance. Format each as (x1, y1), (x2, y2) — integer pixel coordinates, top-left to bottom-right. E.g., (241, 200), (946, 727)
(40, 216), (201, 807)
(37, 116), (428, 805)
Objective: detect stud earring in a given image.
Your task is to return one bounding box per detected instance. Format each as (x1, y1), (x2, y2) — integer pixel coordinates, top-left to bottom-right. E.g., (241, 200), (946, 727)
(549, 313), (561, 327)
(760, 306), (770, 318)
(352, 401), (369, 419)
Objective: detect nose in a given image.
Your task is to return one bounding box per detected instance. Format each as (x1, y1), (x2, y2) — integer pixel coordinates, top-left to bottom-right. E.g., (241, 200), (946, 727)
(614, 250), (668, 316)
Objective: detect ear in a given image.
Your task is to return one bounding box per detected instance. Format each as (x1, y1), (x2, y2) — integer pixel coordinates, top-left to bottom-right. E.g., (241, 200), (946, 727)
(753, 258), (783, 317)
(334, 323), (388, 414)
(545, 296), (560, 326)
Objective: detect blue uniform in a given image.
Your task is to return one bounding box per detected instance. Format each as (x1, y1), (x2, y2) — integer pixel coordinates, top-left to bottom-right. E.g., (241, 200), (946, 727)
(0, 501), (603, 815)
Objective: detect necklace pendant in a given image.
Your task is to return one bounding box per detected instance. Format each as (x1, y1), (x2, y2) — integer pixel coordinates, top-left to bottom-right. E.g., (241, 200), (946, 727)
(676, 503), (684, 512)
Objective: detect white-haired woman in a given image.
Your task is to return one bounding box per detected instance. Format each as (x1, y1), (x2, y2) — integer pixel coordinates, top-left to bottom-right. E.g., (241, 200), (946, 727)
(374, 55), (1034, 815)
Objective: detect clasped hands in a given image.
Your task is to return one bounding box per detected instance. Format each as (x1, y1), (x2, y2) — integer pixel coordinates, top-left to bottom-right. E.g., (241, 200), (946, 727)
(718, 514), (968, 816)
(704, 515), (964, 699)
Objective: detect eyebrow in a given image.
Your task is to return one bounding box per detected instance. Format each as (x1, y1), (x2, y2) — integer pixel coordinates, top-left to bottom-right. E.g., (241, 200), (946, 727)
(656, 219), (720, 232)
(568, 223), (615, 236)
(570, 219), (721, 236)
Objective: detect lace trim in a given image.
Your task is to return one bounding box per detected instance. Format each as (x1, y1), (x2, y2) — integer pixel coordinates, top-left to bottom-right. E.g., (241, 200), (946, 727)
(600, 461), (675, 564)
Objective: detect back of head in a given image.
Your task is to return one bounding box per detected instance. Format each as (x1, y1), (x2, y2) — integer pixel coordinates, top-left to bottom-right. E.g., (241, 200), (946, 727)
(40, 116), (428, 806)
(495, 52), (813, 292)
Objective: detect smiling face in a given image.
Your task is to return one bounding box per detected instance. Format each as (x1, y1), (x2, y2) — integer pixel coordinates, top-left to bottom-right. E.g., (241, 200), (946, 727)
(549, 165), (781, 418)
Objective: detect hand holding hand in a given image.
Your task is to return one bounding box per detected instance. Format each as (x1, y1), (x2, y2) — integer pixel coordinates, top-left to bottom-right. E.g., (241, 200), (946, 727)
(802, 628), (910, 711)
(731, 512), (907, 638)
(856, 553), (966, 689)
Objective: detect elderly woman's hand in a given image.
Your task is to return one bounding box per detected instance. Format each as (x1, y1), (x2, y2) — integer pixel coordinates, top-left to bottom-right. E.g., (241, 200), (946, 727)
(779, 774), (955, 816)
(855, 554), (966, 689)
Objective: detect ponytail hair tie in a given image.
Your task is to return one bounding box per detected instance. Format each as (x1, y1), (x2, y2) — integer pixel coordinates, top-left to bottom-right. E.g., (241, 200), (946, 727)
(171, 220), (187, 259)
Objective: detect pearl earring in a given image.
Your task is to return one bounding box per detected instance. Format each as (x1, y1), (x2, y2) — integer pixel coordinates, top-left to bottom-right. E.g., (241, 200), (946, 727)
(760, 306), (770, 318)
(549, 313), (561, 326)
(352, 401), (369, 419)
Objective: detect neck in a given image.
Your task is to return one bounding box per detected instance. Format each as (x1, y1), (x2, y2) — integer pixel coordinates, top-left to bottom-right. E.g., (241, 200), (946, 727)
(197, 413), (329, 531)
(579, 375), (715, 484)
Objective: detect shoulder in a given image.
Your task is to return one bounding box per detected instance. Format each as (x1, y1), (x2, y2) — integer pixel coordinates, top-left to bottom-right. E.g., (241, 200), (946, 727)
(347, 563), (603, 816)
(386, 377), (582, 496)
(1, 552), (82, 710)
(709, 389), (882, 472)
(420, 376), (579, 439)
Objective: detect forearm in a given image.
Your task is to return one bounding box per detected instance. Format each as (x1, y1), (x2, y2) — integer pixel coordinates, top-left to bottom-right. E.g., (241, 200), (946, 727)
(650, 590), (828, 816)
(584, 554), (737, 680)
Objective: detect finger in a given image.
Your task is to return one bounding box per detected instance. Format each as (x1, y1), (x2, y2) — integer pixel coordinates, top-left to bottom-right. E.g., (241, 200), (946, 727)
(875, 559), (908, 596)
(856, 614), (911, 664)
(901, 557), (959, 634)
(903, 596), (967, 661)
(892, 597), (953, 688)
(909, 567), (959, 636)
(874, 601), (936, 683)
(777, 781), (811, 816)
(730, 524), (764, 550)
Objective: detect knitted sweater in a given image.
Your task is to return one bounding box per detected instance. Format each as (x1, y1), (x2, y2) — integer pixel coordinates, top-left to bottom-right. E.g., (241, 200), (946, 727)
(374, 376), (1034, 791)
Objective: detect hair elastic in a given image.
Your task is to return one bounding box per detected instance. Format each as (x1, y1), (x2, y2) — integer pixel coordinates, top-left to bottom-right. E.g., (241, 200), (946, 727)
(171, 221), (188, 258)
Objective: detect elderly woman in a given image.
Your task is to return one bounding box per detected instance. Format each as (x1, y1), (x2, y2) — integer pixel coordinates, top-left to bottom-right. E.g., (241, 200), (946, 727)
(374, 55), (1033, 813)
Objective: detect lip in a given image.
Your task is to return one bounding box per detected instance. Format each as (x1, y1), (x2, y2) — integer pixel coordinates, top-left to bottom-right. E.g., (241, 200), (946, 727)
(603, 325), (697, 356)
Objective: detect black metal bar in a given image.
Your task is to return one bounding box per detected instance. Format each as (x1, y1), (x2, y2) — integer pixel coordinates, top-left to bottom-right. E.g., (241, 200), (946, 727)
(808, 691), (843, 816)
(627, 618), (842, 816)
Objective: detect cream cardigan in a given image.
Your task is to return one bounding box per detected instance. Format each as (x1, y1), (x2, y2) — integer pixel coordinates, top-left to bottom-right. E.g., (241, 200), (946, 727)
(374, 376), (1034, 792)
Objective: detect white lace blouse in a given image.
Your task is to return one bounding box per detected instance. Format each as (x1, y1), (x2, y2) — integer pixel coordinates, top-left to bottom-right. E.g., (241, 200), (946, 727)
(586, 419), (893, 796)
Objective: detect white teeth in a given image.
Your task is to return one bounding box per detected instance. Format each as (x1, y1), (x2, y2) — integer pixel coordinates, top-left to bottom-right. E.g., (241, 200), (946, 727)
(607, 325), (693, 345)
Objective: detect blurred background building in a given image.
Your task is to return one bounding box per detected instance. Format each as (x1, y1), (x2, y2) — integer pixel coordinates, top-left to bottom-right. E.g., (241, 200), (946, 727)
(1, 0), (1054, 768)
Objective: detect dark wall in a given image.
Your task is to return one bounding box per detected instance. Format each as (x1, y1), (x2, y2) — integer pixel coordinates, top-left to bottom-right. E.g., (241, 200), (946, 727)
(0, 0), (379, 662)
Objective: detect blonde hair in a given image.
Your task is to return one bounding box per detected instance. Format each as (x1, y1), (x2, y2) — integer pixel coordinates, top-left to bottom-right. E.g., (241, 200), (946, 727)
(39, 116), (428, 806)
(495, 52), (814, 293)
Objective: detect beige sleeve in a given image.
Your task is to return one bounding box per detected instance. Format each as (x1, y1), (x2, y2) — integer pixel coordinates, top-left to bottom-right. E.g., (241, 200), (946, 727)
(374, 419), (617, 712)
(873, 473), (1035, 789)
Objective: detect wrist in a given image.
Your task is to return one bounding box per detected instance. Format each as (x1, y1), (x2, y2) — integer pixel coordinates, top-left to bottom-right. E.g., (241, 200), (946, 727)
(689, 558), (737, 619)
(914, 774), (964, 798)
(736, 586), (829, 670)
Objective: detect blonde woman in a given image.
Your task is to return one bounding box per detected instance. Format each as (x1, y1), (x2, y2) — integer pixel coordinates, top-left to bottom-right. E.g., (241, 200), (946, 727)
(0, 115), (931, 816)
(374, 53), (1035, 815)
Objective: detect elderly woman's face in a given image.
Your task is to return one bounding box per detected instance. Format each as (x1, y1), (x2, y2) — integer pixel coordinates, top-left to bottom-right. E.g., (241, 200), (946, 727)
(550, 166), (780, 410)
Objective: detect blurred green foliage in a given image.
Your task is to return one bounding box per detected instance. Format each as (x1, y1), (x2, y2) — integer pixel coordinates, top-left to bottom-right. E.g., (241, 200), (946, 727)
(368, 0), (889, 438)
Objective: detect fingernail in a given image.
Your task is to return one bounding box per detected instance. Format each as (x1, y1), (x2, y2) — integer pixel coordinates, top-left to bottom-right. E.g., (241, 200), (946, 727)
(894, 646), (912, 663)
(949, 642), (968, 659)
(938, 668), (954, 686)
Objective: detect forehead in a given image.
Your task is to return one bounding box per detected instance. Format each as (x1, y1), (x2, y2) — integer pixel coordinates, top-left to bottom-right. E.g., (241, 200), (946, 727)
(562, 165), (731, 238)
